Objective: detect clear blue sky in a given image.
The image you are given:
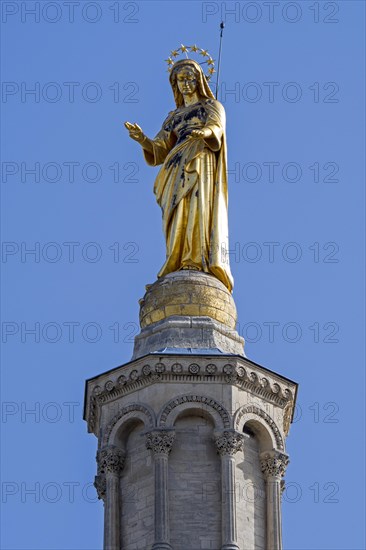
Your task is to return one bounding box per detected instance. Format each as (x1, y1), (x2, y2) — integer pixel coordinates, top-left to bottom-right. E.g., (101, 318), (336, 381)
(1, 1), (365, 549)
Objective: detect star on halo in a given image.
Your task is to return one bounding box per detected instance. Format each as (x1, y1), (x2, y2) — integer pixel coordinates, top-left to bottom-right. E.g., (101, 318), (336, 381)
(164, 44), (216, 80)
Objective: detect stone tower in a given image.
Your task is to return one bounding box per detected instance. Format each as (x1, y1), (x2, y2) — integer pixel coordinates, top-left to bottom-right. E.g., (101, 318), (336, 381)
(84, 270), (298, 550)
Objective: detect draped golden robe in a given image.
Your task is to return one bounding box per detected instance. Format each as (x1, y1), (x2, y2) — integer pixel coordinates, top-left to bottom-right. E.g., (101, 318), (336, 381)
(143, 98), (234, 292)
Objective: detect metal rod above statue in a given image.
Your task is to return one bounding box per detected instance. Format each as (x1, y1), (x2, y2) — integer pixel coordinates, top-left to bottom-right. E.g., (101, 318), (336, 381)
(216, 22), (225, 100)
(124, 43), (233, 292)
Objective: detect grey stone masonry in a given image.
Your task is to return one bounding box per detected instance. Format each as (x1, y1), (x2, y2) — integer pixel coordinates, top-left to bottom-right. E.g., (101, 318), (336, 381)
(84, 352), (297, 550)
(132, 315), (245, 360)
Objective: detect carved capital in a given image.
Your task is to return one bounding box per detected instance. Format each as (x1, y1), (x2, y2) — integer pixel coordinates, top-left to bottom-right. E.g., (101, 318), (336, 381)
(260, 450), (289, 479)
(146, 430), (175, 456)
(97, 445), (125, 476)
(94, 474), (106, 501)
(214, 430), (245, 456)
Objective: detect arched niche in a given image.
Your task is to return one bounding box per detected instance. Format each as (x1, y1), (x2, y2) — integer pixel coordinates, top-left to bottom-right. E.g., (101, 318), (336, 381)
(234, 405), (284, 452)
(102, 403), (156, 449)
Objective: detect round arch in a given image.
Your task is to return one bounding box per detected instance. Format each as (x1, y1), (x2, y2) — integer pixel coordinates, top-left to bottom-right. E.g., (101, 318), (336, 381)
(234, 404), (284, 451)
(158, 394), (231, 429)
(102, 403), (156, 448)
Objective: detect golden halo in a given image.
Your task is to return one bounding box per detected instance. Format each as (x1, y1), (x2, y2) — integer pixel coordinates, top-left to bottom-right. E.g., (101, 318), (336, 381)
(165, 44), (215, 81)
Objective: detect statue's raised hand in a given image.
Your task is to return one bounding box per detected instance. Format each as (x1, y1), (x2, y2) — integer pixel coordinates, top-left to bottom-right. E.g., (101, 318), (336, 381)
(124, 121), (145, 143)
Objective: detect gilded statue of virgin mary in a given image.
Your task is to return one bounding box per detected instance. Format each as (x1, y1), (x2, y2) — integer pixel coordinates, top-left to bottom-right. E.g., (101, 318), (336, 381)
(125, 56), (234, 292)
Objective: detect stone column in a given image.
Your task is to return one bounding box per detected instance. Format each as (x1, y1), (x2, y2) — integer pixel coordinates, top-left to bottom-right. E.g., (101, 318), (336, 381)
(260, 450), (289, 550)
(146, 429), (175, 550)
(95, 445), (125, 550)
(214, 430), (245, 550)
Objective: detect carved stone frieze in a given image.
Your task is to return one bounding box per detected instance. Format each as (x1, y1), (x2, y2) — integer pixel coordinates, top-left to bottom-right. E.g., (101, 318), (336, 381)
(85, 356), (297, 436)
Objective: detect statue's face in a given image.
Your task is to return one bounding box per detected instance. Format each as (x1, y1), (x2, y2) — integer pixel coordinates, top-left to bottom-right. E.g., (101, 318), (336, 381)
(176, 67), (198, 96)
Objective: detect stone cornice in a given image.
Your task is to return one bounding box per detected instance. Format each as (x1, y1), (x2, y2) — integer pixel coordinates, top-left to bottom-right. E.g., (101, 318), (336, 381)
(84, 355), (297, 436)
